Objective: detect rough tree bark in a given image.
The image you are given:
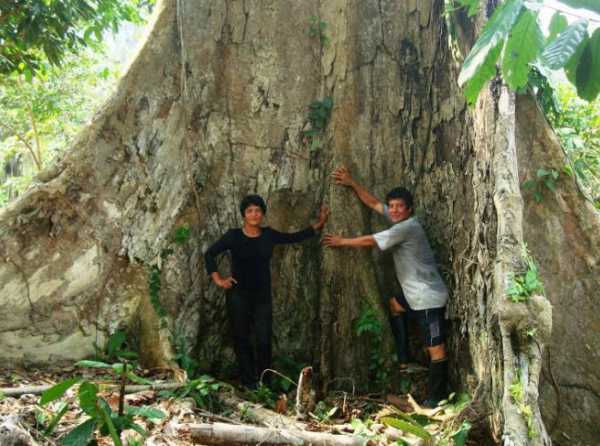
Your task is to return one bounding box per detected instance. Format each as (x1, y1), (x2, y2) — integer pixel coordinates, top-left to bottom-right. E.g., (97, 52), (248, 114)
(0, 1), (597, 445)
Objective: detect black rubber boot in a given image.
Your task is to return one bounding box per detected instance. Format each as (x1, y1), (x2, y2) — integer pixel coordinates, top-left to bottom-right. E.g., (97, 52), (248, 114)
(389, 314), (410, 364)
(423, 358), (448, 408)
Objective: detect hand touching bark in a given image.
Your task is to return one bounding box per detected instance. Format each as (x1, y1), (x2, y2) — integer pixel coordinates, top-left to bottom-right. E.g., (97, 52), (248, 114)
(212, 274), (237, 289)
(312, 206), (330, 231)
(322, 234), (344, 247)
(331, 166), (355, 187)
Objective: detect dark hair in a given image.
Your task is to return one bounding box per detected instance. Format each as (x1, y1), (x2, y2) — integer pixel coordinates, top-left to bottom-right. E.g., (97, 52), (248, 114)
(240, 194), (267, 216)
(385, 187), (413, 209)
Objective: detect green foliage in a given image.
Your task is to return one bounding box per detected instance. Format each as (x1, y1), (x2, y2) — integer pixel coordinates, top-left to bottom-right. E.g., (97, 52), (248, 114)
(308, 16), (331, 47)
(40, 361), (164, 445)
(455, 0), (481, 17)
(551, 83), (600, 206)
(148, 264), (167, 322)
(93, 329), (138, 363)
(572, 28), (600, 101)
(558, 0), (600, 15)
(547, 13), (568, 44)
(170, 327), (200, 379)
(172, 225), (191, 245)
(450, 421), (472, 446)
(303, 96), (333, 152)
(270, 356), (304, 393)
(509, 375), (536, 438)
(521, 168), (561, 203)
(44, 402), (69, 436)
(541, 19), (588, 69)
(61, 418), (97, 446)
(0, 48), (120, 207)
(0, 0), (153, 77)
(381, 416), (432, 440)
(249, 384), (277, 408)
(458, 0), (524, 104)
(507, 250), (544, 303)
(527, 65), (561, 118)
(311, 401), (338, 423)
(160, 375), (225, 412)
(501, 9), (544, 89)
(75, 359), (152, 385)
(456, 1), (600, 103)
(354, 305), (389, 390)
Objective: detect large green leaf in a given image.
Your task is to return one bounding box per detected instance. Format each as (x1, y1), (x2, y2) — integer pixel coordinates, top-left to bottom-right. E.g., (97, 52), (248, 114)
(126, 405), (166, 420)
(61, 418), (96, 446)
(565, 34), (589, 84)
(463, 43), (503, 105)
(575, 28), (600, 101)
(501, 9), (544, 89)
(456, 0), (481, 17)
(556, 0), (600, 15)
(45, 402), (70, 435)
(78, 382), (99, 417)
(98, 401), (123, 446)
(547, 12), (568, 44)
(452, 421), (472, 446)
(381, 417), (432, 440)
(40, 378), (81, 405)
(75, 360), (112, 369)
(458, 0), (524, 102)
(106, 330), (127, 358)
(541, 19), (589, 69)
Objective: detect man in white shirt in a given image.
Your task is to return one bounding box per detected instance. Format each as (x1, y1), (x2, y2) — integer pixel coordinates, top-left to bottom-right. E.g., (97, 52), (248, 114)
(324, 166), (449, 407)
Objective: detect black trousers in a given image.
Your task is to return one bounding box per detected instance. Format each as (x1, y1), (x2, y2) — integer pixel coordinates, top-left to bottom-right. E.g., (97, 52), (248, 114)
(226, 288), (272, 387)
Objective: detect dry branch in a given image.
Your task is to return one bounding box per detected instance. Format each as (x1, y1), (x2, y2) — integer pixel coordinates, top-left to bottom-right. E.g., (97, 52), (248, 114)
(189, 422), (365, 446)
(0, 382), (184, 398)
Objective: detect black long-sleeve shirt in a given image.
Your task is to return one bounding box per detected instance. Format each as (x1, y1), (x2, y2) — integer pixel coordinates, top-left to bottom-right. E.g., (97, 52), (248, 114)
(204, 226), (316, 293)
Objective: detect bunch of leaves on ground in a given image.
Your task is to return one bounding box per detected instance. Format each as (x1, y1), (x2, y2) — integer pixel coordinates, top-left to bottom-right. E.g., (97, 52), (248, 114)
(159, 374), (226, 413)
(379, 392), (472, 445)
(39, 359), (164, 445)
(453, 0), (600, 104)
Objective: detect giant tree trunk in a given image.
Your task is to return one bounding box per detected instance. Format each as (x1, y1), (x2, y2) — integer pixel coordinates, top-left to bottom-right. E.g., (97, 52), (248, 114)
(1, 1), (598, 444)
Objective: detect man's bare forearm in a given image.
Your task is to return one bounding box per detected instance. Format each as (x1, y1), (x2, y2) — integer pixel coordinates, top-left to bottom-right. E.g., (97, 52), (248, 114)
(348, 180), (384, 214)
(323, 234), (377, 248)
(344, 235), (377, 247)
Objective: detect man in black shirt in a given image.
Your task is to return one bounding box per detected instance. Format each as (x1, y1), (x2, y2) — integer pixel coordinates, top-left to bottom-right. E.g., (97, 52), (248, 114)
(205, 195), (329, 388)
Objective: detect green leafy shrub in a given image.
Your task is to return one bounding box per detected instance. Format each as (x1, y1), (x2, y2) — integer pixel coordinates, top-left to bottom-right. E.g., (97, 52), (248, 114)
(354, 305), (389, 390)
(303, 97), (333, 151)
(521, 168), (561, 203)
(308, 16), (331, 47)
(39, 361), (164, 445)
(507, 253), (544, 303)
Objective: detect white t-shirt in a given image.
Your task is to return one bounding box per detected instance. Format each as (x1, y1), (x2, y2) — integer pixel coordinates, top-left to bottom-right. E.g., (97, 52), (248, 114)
(372, 208), (448, 310)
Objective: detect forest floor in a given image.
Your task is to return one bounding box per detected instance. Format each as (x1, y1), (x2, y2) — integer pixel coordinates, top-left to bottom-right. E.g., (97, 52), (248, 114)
(0, 365), (487, 445)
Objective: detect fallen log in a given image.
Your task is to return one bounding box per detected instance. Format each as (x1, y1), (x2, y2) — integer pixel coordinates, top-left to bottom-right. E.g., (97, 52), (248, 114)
(0, 415), (39, 446)
(189, 422), (366, 446)
(0, 382), (184, 398)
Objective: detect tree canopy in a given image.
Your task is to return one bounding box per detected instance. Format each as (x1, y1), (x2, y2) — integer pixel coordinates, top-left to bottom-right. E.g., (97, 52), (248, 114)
(455, 0), (600, 103)
(0, 0), (153, 78)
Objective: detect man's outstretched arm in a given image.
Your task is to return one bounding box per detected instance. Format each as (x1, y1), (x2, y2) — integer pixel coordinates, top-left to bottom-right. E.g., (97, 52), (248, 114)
(331, 166), (385, 215)
(322, 233), (377, 248)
